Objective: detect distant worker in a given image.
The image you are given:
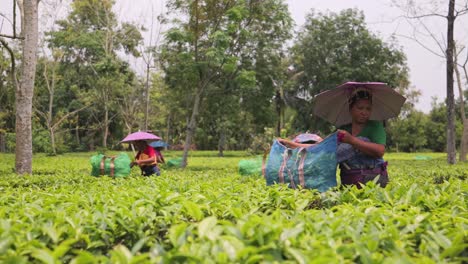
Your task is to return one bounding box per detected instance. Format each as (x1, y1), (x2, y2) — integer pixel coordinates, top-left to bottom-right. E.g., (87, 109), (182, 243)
(155, 147), (165, 164)
(149, 140), (169, 165)
(130, 140), (160, 176)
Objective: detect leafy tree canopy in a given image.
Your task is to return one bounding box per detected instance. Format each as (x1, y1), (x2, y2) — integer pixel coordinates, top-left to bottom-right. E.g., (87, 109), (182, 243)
(290, 8), (409, 133)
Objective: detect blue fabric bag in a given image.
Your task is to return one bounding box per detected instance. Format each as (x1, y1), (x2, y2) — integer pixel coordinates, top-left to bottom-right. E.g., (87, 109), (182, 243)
(265, 133), (338, 192)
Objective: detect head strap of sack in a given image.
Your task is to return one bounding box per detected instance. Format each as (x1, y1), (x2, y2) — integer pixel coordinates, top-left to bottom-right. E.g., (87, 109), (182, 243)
(348, 87), (372, 107)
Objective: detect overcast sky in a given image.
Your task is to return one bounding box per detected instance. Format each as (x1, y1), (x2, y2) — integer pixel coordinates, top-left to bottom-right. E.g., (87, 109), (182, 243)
(1, 0), (468, 112)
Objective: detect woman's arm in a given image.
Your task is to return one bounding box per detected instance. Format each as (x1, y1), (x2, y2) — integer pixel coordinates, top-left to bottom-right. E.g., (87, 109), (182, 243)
(131, 157), (156, 167)
(277, 138), (314, 149)
(338, 130), (385, 158)
(135, 157), (157, 165)
(131, 149), (157, 167)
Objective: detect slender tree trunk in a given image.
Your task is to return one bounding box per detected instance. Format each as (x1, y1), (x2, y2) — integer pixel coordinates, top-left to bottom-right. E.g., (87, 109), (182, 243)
(103, 104), (109, 148)
(120, 97), (138, 137)
(460, 120), (468, 161)
(280, 100), (285, 136)
(218, 127), (225, 157)
(144, 63), (150, 131)
(127, 124), (132, 136)
(50, 128), (56, 155)
(16, 0), (25, 36)
(0, 132), (5, 152)
(181, 87), (202, 168)
(275, 89), (282, 137)
(48, 122), (56, 156)
(75, 117), (80, 146)
(166, 113), (171, 148)
(16, 0), (39, 174)
(0, 22), (18, 156)
(181, 0), (200, 168)
(46, 60), (56, 155)
(446, 0), (456, 164)
(89, 131), (95, 151)
(454, 45), (468, 161)
(0, 40), (14, 154)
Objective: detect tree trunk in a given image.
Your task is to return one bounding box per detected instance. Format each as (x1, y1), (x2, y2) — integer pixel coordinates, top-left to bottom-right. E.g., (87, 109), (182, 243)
(181, 87), (202, 168)
(166, 113), (171, 148)
(144, 63), (150, 131)
(275, 89), (282, 137)
(103, 104), (108, 148)
(454, 45), (468, 161)
(88, 131), (95, 151)
(16, 0), (39, 174)
(0, 132), (5, 152)
(16, 0), (25, 36)
(75, 117), (80, 146)
(446, 0), (456, 164)
(46, 58), (56, 155)
(50, 128), (56, 155)
(180, 0), (201, 168)
(460, 120), (468, 161)
(218, 128), (225, 157)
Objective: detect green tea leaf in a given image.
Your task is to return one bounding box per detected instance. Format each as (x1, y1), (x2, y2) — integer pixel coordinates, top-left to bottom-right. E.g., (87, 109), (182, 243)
(32, 249), (56, 264)
(110, 244), (132, 264)
(183, 201), (203, 221)
(198, 216), (218, 239)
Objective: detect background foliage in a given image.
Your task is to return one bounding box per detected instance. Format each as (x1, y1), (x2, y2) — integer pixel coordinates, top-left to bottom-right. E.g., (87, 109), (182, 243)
(0, 0), (466, 154)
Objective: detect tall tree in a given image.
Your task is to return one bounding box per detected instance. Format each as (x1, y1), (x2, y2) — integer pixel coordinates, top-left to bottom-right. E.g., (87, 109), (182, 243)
(426, 98), (463, 152)
(0, 0), (22, 154)
(0, 41), (19, 153)
(388, 110), (428, 152)
(140, 4), (163, 132)
(392, 0), (468, 163)
(446, 0), (456, 163)
(15, 0), (39, 174)
(34, 51), (88, 155)
(0, 45), (16, 152)
(161, 0), (292, 167)
(454, 44), (468, 161)
(291, 9), (409, 133)
(118, 78), (145, 136)
(386, 83), (422, 151)
(47, 0), (143, 148)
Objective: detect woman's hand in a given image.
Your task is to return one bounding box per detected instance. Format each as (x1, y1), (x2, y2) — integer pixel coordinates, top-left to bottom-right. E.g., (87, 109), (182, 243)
(277, 138), (288, 144)
(277, 138), (288, 146)
(130, 161), (139, 168)
(277, 138), (296, 148)
(337, 130), (355, 145)
(277, 138), (313, 149)
(337, 129), (385, 158)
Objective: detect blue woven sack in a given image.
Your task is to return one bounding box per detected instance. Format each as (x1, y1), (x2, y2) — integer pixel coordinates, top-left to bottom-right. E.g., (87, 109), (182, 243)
(265, 132), (338, 192)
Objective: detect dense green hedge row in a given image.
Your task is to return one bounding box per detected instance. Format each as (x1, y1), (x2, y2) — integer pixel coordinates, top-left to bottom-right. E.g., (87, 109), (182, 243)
(0, 152), (466, 263)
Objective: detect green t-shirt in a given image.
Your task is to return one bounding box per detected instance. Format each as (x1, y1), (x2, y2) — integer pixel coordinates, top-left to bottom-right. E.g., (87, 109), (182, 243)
(340, 120), (386, 145)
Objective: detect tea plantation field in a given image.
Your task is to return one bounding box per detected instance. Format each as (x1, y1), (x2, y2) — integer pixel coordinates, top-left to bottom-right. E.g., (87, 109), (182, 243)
(0, 151), (466, 263)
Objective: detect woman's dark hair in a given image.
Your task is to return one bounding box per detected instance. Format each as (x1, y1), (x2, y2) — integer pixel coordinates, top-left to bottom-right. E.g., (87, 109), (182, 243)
(348, 89), (372, 108)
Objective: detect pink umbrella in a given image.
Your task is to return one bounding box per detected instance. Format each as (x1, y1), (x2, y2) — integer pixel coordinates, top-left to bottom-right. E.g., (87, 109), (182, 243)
(313, 82), (406, 127)
(120, 131), (161, 143)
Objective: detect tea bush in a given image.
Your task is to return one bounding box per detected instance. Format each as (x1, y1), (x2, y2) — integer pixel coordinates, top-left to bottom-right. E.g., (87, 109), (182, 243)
(0, 152), (466, 263)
